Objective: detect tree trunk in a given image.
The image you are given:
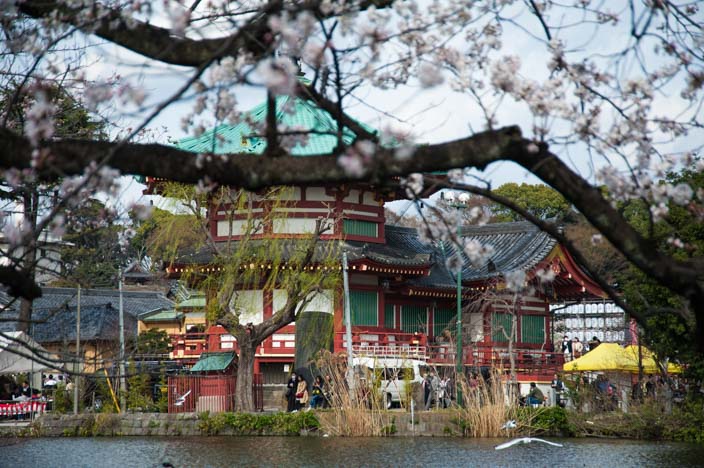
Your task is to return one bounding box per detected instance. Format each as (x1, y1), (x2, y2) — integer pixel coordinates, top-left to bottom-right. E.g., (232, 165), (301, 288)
(234, 331), (256, 412)
(16, 189), (38, 333)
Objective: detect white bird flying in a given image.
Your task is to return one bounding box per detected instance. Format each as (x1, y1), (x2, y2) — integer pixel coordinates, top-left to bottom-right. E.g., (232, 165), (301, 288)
(174, 390), (191, 407)
(501, 420), (517, 430)
(495, 437), (564, 450)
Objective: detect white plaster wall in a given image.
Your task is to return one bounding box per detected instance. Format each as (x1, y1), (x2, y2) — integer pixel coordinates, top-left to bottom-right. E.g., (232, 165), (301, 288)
(273, 217), (318, 234)
(273, 289), (333, 315)
(306, 187), (335, 201)
(229, 289), (264, 324)
(363, 191), (379, 206)
(217, 219), (265, 237)
(343, 189), (361, 203)
(302, 289), (334, 314)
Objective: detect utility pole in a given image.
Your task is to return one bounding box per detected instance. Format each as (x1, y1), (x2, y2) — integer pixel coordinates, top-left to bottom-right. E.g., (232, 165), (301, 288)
(342, 252), (354, 399)
(441, 190), (469, 407)
(118, 272), (127, 412)
(74, 285), (80, 415)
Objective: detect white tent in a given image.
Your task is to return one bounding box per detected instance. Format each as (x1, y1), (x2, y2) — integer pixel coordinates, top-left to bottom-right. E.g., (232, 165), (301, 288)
(0, 331), (52, 374)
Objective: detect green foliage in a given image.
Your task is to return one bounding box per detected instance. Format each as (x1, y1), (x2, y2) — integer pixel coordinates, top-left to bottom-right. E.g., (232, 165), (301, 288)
(666, 400), (704, 442)
(0, 81), (106, 140)
(381, 417), (397, 435)
(516, 406), (575, 436)
(197, 411), (320, 436)
(491, 183), (571, 222)
(55, 198), (125, 287)
(618, 166), (704, 381)
(51, 383), (71, 414)
(129, 206), (205, 266)
(136, 329), (171, 355)
(155, 368), (169, 413)
(567, 399), (704, 442)
(92, 371), (117, 413)
(125, 360), (154, 411)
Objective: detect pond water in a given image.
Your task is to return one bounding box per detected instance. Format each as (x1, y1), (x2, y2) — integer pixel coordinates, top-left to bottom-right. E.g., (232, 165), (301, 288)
(2, 436), (703, 467)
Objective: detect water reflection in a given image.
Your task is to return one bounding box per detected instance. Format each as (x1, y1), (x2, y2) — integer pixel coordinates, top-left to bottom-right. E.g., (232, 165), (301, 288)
(2, 436), (703, 467)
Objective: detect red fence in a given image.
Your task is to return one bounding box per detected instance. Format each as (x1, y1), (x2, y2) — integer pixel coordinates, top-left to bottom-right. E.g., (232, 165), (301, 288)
(167, 374), (264, 413)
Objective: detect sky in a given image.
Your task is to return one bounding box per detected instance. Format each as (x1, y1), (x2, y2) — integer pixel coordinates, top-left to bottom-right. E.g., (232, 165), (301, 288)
(78, 2), (700, 218)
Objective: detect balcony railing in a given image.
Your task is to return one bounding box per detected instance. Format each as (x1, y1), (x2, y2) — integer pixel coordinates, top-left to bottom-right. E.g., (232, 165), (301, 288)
(169, 327), (564, 376)
(169, 327), (297, 360)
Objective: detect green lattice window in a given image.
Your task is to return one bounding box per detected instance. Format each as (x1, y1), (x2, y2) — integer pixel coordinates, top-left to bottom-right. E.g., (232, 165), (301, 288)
(433, 308), (455, 338)
(384, 304), (395, 328)
(491, 313), (513, 343)
(343, 219), (378, 237)
(401, 305), (427, 333)
(350, 290), (378, 326)
(521, 315), (545, 344)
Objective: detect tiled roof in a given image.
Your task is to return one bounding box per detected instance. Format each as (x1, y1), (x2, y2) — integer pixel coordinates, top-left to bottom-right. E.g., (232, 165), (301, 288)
(407, 221), (557, 289)
(346, 225), (433, 266)
(15, 304), (138, 344)
(458, 221), (557, 279)
(170, 222), (556, 288)
(177, 94), (377, 157)
(1, 287), (175, 318)
(190, 352), (236, 372)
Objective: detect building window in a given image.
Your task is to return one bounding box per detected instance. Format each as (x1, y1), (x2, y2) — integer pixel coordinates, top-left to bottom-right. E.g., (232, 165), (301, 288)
(521, 315), (545, 344)
(343, 219), (378, 237)
(350, 290), (378, 326)
(400, 305), (427, 333)
(491, 313), (513, 343)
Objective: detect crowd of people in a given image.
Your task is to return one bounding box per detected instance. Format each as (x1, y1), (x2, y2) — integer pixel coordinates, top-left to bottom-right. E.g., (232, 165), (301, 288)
(285, 372), (332, 413)
(421, 369), (453, 410)
(561, 335), (601, 362)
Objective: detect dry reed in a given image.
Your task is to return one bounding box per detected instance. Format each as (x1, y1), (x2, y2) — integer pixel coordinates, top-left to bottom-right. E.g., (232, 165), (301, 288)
(313, 351), (389, 436)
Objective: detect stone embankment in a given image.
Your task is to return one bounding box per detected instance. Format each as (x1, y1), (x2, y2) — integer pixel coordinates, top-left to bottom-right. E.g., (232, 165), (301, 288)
(0, 411), (462, 438)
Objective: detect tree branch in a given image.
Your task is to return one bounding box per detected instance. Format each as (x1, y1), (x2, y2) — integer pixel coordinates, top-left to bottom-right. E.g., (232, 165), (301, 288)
(17, 0), (396, 67)
(0, 125), (521, 188)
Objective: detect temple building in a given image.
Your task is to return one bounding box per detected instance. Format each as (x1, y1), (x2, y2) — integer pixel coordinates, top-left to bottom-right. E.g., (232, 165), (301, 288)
(147, 89), (606, 385)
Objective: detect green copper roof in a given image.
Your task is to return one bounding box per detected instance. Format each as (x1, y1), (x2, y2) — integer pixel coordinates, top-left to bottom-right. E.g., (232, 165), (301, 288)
(177, 94), (377, 156)
(140, 309), (184, 323)
(190, 352), (236, 372)
(177, 295), (206, 309)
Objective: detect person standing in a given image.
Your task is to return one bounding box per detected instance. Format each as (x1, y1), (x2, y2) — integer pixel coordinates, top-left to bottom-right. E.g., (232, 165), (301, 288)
(295, 374), (309, 411)
(285, 372), (298, 412)
(422, 371), (432, 410)
(561, 335), (573, 362)
(588, 336), (601, 351)
(551, 373), (565, 407)
(572, 338), (583, 359)
(425, 370), (440, 410)
(439, 375), (451, 408)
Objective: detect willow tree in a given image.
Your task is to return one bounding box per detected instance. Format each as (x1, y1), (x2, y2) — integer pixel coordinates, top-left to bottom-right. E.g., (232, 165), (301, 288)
(2, 1), (704, 359)
(161, 184), (340, 411)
